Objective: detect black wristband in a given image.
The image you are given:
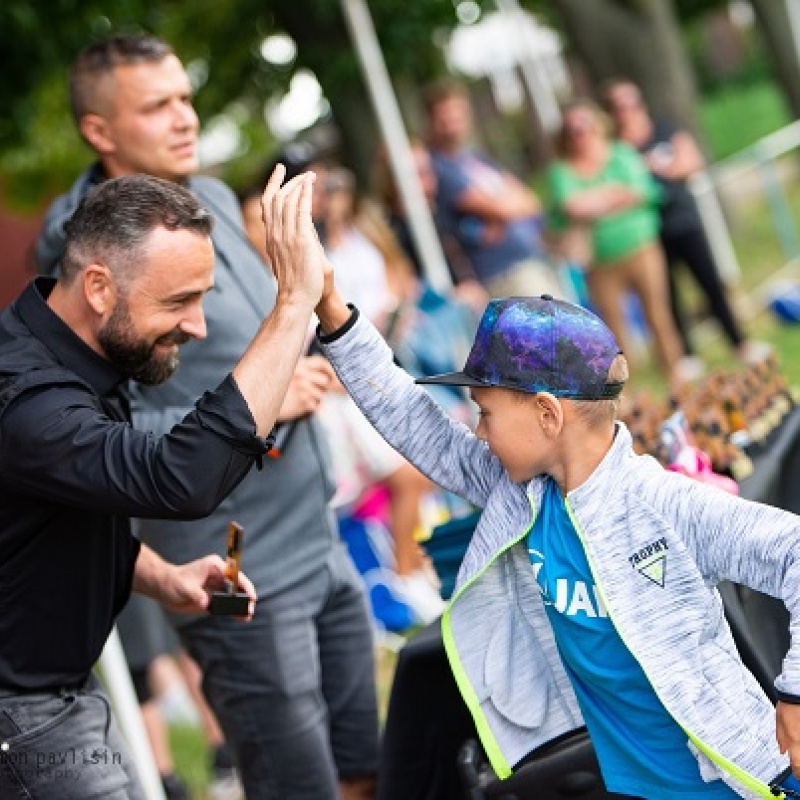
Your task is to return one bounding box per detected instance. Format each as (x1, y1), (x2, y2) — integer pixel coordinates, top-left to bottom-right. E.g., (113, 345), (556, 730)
(317, 304), (359, 344)
(776, 689), (800, 705)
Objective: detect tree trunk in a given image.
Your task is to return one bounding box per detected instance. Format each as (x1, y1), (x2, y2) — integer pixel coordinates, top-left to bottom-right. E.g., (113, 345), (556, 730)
(750, 0), (800, 120)
(550, 0), (702, 139)
(322, 80), (381, 188)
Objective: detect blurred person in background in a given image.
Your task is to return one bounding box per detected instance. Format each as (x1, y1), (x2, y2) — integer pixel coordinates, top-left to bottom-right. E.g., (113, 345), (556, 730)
(117, 595), (195, 800)
(373, 137), (487, 313)
(603, 79), (756, 369)
(547, 99), (686, 387)
(423, 79), (560, 299)
(117, 595), (243, 800)
(35, 34), (378, 800)
(242, 158), (445, 627)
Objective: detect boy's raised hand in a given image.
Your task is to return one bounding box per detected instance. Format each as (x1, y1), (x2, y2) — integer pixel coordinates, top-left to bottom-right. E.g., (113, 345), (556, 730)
(260, 163), (327, 309)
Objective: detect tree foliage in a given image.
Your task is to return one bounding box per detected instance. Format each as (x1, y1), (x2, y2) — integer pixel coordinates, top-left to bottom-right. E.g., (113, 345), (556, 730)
(0, 0), (472, 209)
(673, 0), (728, 22)
(5, 0), (793, 213)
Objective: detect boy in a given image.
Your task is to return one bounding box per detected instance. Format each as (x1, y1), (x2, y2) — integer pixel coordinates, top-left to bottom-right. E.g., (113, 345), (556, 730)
(311, 266), (800, 796)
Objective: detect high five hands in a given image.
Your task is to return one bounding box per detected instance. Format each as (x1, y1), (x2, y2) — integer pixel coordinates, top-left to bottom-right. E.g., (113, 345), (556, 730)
(260, 164), (335, 309)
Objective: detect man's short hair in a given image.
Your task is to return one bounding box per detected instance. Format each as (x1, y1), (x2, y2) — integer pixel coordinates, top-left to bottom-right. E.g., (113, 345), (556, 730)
(60, 174), (213, 286)
(69, 34), (174, 123)
(422, 78), (468, 115)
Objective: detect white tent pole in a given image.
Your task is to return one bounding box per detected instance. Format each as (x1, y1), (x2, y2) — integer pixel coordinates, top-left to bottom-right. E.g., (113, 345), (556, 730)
(339, 0), (453, 294)
(688, 170), (741, 284)
(99, 627), (166, 800)
(494, 0), (562, 133)
(787, 0), (800, 75)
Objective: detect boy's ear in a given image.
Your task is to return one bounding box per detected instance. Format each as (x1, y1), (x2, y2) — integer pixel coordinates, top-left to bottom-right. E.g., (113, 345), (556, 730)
(535, 392), (564, 437)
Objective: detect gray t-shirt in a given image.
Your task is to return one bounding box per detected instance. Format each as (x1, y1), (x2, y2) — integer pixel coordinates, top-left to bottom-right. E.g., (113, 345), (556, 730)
(431, 148), (546, 283)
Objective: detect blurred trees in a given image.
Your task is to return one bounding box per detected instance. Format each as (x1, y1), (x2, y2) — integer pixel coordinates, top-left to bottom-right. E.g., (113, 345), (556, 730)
(270, 1), (456, 186)
(748, 0), (800, 120)
(551, 0), (700, 135)
(2, 0), (800, 212)
(0, 0), (460, 209)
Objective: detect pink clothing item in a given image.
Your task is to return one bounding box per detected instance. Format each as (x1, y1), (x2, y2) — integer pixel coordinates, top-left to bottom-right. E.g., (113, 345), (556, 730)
(668, 446), (739, 495)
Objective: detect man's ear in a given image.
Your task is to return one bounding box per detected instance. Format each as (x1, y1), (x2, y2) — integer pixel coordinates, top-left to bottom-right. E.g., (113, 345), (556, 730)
(83, 263), (117, 318)
(79, 114), (116, 156)
(536, 392), (564, 438)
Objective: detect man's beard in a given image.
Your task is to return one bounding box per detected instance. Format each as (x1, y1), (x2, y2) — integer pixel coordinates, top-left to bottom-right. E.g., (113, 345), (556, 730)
(98, 296), (190, 385)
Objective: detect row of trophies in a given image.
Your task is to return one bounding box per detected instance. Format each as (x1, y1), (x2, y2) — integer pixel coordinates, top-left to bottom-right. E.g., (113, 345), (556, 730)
(622, 350), (798, 482)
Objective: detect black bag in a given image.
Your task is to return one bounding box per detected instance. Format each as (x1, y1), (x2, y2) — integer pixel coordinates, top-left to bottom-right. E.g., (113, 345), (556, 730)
(459, 729), (610, 799)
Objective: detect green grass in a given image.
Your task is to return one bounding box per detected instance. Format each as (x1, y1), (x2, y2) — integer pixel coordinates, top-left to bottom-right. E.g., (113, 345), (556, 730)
(699, 81), (792, 162)
(627, 298), (800, 397)
(169, 724), (213, 799)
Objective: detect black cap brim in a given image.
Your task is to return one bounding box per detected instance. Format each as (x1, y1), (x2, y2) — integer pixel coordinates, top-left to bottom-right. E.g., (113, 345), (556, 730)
(415, 371), (488, 388)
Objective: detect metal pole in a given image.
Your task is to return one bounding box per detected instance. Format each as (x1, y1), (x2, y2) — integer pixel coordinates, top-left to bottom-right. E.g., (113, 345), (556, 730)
(339, 0), (452, 294)
(688, 170), (741, 285)
(99, 628), (167, 800)
(494, 0), (561, 133)
(787, 0), (800, 76)
(757, 155), (800, 261)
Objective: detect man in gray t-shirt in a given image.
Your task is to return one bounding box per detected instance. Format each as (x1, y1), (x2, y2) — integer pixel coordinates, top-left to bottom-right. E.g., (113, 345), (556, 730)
(424, 79), (556, 299)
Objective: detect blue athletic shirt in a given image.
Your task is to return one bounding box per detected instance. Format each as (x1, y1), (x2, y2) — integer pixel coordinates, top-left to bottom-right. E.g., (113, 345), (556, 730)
(527, 478), (739, 798)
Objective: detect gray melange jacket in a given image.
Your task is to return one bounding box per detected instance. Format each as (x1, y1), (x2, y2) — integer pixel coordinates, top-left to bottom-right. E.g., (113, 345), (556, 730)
(323, 312), (800, 799)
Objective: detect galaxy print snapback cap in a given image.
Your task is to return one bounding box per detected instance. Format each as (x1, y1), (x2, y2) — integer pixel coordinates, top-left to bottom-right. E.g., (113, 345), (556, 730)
(416, 295), (624, 400)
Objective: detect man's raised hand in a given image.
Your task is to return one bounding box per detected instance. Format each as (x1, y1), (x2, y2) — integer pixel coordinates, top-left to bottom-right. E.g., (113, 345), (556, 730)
(261, 163), (327, 308)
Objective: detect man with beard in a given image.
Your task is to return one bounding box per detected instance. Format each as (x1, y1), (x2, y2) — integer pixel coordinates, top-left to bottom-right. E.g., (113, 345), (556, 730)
(36, 34), (379, 800)
(0, 168), (326, 799)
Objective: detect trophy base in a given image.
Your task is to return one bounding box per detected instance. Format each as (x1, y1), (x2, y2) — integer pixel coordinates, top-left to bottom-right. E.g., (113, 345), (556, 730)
(209, 592), (251, 616)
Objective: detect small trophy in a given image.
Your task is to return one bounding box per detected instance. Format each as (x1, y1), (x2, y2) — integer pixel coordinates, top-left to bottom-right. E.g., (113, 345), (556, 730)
(209, 521), (251, 616)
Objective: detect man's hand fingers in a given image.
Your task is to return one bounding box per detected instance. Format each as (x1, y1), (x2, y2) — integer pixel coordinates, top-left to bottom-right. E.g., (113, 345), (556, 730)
(285, 172), (315, 241)
(203, 554), (228, 577)
(297, 172), (315, 241)
(310, 375), (332, 394)
(280, 173), (306, 240)
(263, 171), (312, 260)
(262, 167), (306, 249)
(234, 571), (257, 620)
(300, 361), (334, 391)
(305, 354), (336, 379)
(261, 163), (287, 225)
(236, 570), (257, 602)
(292, 375), (325, 395)
(259, 167), (325, 305)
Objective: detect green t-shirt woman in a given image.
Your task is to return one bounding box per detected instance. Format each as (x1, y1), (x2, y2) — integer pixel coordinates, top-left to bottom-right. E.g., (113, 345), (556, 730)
(545, 99), (683, 384)
(548, 140), (662, 266)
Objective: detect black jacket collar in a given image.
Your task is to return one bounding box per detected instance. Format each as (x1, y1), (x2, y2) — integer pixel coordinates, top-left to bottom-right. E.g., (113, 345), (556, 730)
(15, 277), (125, 396)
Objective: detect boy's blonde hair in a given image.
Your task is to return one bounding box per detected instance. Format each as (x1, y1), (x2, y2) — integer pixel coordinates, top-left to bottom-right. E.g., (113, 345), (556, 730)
(569, 353), (629, 428)
(511, 352), (628, 429)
